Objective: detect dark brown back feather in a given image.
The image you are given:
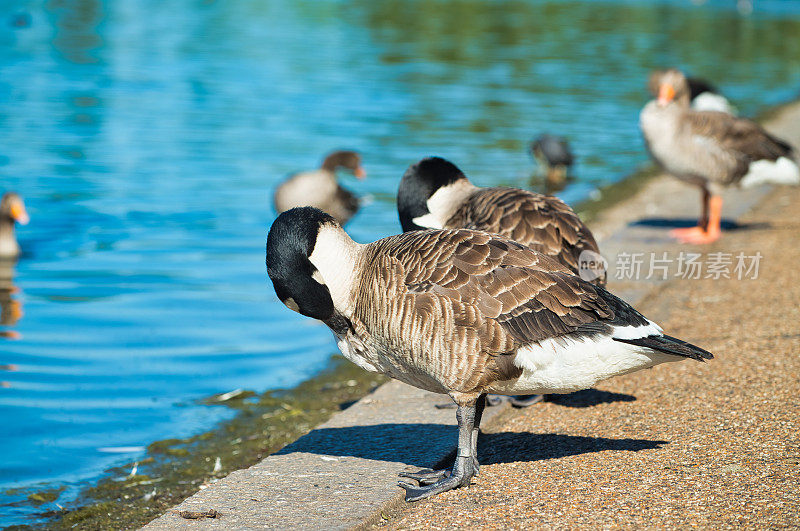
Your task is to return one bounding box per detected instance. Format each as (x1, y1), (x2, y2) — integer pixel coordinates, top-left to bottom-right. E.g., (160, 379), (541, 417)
(444, 188), (604, 285)
(687, 111), (797, 165)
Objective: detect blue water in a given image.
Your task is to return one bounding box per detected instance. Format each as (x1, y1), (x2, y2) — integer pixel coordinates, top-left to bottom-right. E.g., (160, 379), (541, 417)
(1, 0), (799, 525)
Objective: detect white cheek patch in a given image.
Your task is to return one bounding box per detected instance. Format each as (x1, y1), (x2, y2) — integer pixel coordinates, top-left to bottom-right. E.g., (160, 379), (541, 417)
(308, 224), (360, 314)
(283, 297), (300, 312)
(412, 212), (442, 229)
(415, 179), (476, 230)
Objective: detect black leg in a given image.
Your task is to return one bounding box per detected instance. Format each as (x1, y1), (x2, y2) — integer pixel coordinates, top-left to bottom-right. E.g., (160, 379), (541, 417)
(398, 399), (479, 501)
(399, 394), (484, 485)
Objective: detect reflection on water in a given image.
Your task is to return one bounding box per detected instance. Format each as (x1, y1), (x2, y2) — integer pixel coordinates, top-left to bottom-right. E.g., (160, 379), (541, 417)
(529, 170), (574, 196)
(0, 191), (27, 343)
(0, 259), (23, 341)
(1, 0), (799, 525)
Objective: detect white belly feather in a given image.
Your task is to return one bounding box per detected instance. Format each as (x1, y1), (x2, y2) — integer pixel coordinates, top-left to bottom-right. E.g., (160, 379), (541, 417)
(489, 321), (678, 395)
(739, 157), (800, 188)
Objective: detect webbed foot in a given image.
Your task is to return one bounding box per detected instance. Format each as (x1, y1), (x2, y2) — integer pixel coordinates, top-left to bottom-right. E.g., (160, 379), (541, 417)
(487, 394), (544, 407)
(437, 394), (544, 409)
(670, 226), (721, 244)
(398, 468), (449, 486)
(507, 394), (544, 407)
(398, 456), (476, 502)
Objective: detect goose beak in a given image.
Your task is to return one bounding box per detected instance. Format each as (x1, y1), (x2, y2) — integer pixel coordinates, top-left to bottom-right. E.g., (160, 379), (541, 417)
(354, 166), (367, 180)
(10, 201), (29, 225)
(658, 83), (676, 106)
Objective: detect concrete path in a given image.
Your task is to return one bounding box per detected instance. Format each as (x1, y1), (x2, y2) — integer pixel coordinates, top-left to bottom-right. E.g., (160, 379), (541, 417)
(145, 100), (800, 530)
(144, 376), (510, 530)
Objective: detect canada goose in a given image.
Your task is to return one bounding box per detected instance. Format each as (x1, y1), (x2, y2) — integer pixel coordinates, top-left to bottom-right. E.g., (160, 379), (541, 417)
(0, 193), (29, 259)
(530, 134), (575, 192)
(687, 77), (735, 115)
(266, 207), (713, 501)
(397, 157), (605, 285)
(273, 150), (366, 225)
(641, 69), (800, 244)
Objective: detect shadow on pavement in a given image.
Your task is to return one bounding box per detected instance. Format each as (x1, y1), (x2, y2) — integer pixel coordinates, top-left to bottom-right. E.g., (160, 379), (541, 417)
(277, 423), (456, 468)
(545, 388), (636, 408)
(477, 432), (666, 465)
(277, 423), (666, 468)
(631, 217), (769, 231)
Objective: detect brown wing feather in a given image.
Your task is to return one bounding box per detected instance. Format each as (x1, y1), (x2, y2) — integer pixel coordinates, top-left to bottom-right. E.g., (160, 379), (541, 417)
(369, 229), (612, 347)
(445, 188), (604, 285)
(686, 111), (797, 164)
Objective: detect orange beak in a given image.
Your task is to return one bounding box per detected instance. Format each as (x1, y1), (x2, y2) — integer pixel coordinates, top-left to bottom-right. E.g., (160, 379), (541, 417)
(9, 299), (23, 323)
(354, 166), (367, 180)
(10, 201), (29, 225)
(658, 83), (676, 106)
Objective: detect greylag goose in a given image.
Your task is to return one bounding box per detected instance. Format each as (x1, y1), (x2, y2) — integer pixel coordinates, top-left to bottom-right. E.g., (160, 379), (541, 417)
(274, 150), (366, 225)
(530, 134), (575, 191)
(397, 157), (605, 285)
(0, 192), (29, 258)
(266, 206), (713, 501)
(641, 69), (800, 244)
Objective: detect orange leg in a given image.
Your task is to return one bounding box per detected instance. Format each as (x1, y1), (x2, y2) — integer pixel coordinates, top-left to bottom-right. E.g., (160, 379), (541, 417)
(669, 195), (723, 244)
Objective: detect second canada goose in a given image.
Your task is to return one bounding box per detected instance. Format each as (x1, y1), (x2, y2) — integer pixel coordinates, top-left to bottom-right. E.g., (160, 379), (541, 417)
(0, 192), (29, 259)
(397, 157), (605, 285)
(641, 69), (800, 244)
(686, 77), (735, 115)
(273, 150), (366, 225)
(530, 134), (575, 191)
(266, 207), (713, 501)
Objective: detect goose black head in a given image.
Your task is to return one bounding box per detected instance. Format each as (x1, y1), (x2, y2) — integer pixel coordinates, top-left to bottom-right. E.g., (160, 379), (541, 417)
(530, 134), (574, 168)
(266, 207), (337, 321)
(685, 77), (719, 102)
(397, 157), (467, 232)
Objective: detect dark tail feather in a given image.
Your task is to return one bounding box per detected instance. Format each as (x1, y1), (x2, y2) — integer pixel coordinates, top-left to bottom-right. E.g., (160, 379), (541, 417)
(613, 334), (713, 362)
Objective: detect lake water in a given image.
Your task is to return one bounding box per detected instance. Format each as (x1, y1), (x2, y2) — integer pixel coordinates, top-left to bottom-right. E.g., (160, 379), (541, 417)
(1, 0), (799, 525)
